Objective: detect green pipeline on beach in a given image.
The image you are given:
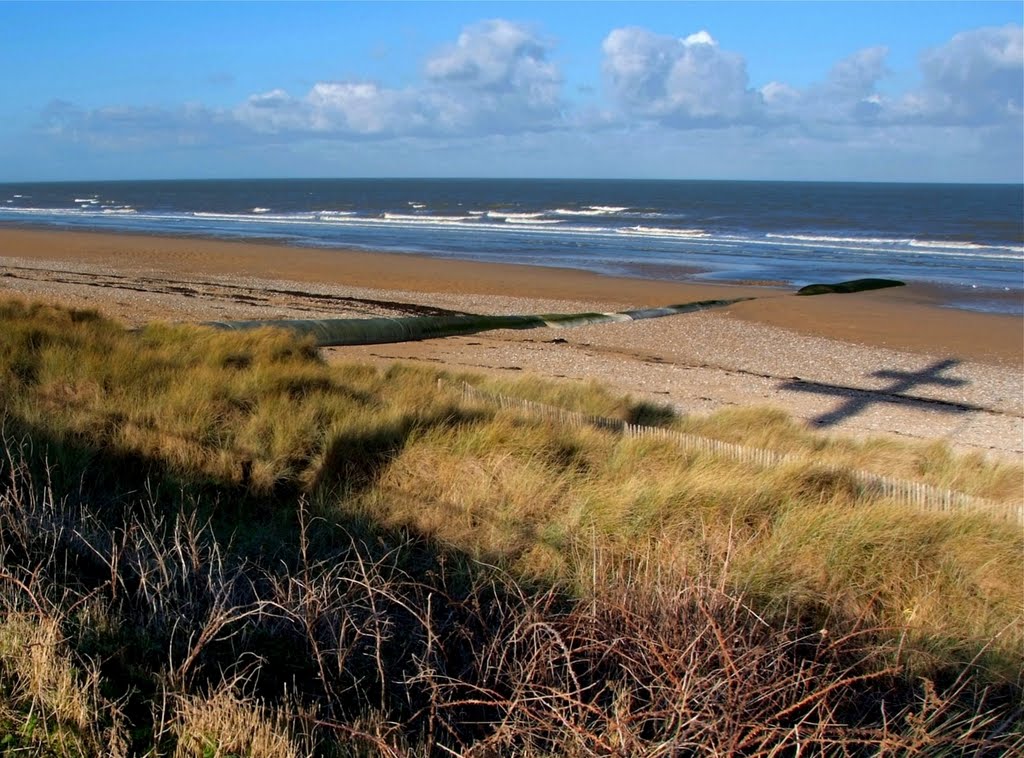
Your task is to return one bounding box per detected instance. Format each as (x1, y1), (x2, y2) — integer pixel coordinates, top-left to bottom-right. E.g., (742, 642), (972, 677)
(204, 278), (905, 348)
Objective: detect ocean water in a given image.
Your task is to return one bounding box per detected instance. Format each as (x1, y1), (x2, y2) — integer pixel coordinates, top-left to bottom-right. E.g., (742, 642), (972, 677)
(1, 179), (1021, 313)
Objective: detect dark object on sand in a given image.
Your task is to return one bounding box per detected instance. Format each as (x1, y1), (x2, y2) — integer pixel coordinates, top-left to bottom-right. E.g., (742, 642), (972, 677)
(796, 278), (905, 296)
(204, 298), (751, 347)
(204, 279), (904, 348)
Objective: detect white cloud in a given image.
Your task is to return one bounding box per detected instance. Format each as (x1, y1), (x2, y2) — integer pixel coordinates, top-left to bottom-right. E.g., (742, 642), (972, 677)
(683, 30), (715, 47)
(825, 46), (890, 99)
(306, 82), (422, 135)
(772, 46), (892, 124)
(424, 19), (559, 97)
(601, 23), (1023, 132)
(910, 24), (1023, 124)
(602, 27), (762, 125)
(759, 81), (800, 107)
(225, 20), (564, 139)
(424, 20), (563, 133)
(234, 89), (308, 133)
(31, 21), (1023, 182)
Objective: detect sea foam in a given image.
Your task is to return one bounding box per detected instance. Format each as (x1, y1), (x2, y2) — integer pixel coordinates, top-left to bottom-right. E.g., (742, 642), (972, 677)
(504, 217), (563, 225)
(382, 213), (467, 223)
(487, 211), (546, 220)
(619, 225), (708, 238)
(764, 233), (1023, 258)
(553, 208), (612, 217)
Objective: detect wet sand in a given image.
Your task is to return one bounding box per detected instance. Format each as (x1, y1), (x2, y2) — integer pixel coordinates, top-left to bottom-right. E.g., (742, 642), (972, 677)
(2, 227), (1022, 460)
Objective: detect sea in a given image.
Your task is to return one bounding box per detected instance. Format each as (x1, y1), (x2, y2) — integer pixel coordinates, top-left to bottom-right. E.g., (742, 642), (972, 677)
(1, 179), (1021, 314)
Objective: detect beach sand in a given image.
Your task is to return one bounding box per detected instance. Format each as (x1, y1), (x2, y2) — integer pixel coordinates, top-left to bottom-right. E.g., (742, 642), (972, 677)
(2, 227), (1022, 460)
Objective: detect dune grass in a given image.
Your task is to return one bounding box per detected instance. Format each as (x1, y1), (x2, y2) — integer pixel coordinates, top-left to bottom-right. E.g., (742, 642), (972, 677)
(480, 375), (1023, 501)
(0, 296), (1021, 755)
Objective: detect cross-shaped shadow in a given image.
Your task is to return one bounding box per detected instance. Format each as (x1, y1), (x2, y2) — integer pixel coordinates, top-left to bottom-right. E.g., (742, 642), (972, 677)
(779, 359), (978, 427)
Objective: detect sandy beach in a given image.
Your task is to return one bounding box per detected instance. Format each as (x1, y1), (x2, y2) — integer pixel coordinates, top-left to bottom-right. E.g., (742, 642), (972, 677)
(1, 226), (1021, 461)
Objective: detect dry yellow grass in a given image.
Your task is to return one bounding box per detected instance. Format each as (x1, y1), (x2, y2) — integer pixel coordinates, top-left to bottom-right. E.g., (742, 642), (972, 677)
(2, 295), (1021, 679)
(360, 415), (1023, 672)
(1, 295), (1022, 755)
(484, 375), (1024, 501)
(2, 292), (1024, 753)
(170, 689), (300, 758)
(0, 613), (128, 756)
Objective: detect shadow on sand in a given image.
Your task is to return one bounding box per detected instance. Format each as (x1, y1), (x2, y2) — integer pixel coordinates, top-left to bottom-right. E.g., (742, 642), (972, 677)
(778, 358), (979, 427)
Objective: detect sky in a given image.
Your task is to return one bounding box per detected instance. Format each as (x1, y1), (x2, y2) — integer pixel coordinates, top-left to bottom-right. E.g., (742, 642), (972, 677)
(1, 1), (1021, 183)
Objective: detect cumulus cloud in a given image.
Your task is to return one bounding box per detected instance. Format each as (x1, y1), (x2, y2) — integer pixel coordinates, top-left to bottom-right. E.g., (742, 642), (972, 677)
(425, 19), (559, 95)
(233, 89), (308, 134)
(602, 27), (761, 125)
(424, 19), (562, 131)
(230, 19), (563, 138)
(779, 26), (1022, 128)
(909, 24), (1023, 124)
(760, 46), (892, 125)
(825, 46), (890, 99)
(759, 81), (801, 108)
(305, 82), (424, 134)
(44, 19), (566, 148)
(33, 19), (1022, 181)
(601, 23), (1022, 132)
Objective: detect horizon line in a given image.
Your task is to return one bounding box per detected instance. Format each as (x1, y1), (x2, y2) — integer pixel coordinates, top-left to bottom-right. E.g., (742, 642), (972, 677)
(2, 176), (1021, 187)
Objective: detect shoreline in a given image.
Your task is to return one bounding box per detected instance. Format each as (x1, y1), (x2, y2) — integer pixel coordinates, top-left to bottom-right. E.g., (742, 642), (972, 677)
(1, 226), (1021, 461)
(2, 218), (1022, 315)
(0, 226), (1021, 365)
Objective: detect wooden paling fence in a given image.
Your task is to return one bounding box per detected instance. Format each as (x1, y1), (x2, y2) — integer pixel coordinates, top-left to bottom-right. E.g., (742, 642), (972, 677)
(459, 383), (1023, 525)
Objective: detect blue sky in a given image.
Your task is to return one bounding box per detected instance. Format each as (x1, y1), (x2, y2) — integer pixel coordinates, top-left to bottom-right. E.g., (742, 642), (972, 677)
(1, 1), (1021, 182)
